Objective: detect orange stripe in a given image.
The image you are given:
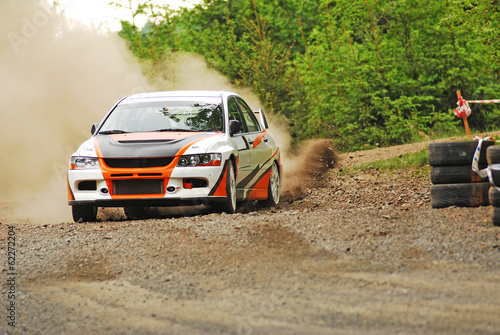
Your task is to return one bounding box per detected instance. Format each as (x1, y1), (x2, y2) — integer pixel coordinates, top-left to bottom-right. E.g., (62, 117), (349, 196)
(269, 148), (279, 161)
(212, 164), (228, 197)
(235, 156), (239, 180)
(247, 168), (271, 200)
(67, 176), (75, 201)
(109, 131), (203, 142)
(247, 148), (280, 200)
(252, 132), (266, 149)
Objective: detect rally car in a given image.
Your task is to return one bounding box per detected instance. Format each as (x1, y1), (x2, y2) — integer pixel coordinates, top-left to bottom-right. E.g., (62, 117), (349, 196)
(67, 91), (281, 222)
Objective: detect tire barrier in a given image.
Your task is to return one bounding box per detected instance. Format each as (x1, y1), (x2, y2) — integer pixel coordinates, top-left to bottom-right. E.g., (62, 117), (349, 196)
(488, 186), (500, 208)
(430, 165), (488, 184)
(429, 141), (494, 208)
(487, 146), (500, 165)
(431, 183), (490, 208)
(428, 141), (494, 166)
(487, 145), (500, 226)
(491, 207), (500, 227)
(450, 91), (500, 223)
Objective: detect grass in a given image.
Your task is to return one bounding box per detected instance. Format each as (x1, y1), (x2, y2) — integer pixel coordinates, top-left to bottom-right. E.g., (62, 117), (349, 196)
(417, 126), (500, 142)
(341, 149), (429, 174)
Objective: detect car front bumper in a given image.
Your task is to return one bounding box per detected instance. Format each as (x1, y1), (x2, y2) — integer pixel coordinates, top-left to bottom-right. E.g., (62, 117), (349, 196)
(68, 163), (227, 206)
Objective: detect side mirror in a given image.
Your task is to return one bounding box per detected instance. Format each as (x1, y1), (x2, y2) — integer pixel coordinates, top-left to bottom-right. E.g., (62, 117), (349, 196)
(91, 123), (100, 135)
(229, 120), (241, 136)
(256, 108), (269, 129)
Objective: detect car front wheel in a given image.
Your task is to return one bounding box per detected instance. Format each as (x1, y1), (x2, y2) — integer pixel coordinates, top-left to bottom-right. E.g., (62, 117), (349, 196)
(223, 160), (237, 214)
(72, 205), (97, 222)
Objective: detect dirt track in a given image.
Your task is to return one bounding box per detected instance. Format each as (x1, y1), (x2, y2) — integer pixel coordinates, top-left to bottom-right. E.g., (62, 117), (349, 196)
(1, 138), (500, 335)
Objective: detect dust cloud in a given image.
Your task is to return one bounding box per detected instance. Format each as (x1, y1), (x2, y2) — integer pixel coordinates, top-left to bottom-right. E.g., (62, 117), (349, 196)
(0, 0), (334, 224)
(0, 0), (151, 223)
(281, 139), (336, 202)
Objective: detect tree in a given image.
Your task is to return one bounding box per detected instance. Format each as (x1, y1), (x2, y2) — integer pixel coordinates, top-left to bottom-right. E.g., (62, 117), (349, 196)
(115, 0), (500, 151)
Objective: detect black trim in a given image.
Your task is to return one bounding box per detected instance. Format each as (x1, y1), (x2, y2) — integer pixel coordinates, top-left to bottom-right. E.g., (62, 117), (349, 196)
(260, 155), (274, 169)
(236, 164), (273, 191)
(78, 180), (97, 191)
(237, 165), (260, 189)
(240, 136), (251, 150)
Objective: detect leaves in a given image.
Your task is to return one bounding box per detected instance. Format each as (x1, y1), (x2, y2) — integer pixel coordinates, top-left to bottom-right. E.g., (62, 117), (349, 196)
(115, 0), (500, 152)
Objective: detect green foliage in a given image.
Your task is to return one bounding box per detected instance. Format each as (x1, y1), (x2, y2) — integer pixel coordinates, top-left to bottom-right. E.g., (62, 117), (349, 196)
(111, 0), (179, 66)
(114, 0), (500, 152)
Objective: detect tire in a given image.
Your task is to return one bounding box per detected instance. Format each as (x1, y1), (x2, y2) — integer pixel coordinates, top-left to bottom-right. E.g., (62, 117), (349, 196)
(492, 207), (500, 227)
(430, 165), (488, 184)
(489, 168), (500, 187)
(428, 141), (495, 167)
(266, 162), (281, 206)
(488, 186), (500, 207)
(431, 183), (490, 208)
(222, 160), (237, 214)
(487, 146), (500, 165)
(124, 206), (150, 220)
(72, 205), (97, 222)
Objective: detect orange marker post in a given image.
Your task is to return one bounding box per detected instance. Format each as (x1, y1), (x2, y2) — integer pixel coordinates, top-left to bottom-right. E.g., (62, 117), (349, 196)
(457, 90), (470, 135)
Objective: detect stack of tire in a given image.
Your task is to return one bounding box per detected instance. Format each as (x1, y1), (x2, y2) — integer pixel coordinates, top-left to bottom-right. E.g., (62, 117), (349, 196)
(487, 146), (500, 226)
(429, 141), (495, 208)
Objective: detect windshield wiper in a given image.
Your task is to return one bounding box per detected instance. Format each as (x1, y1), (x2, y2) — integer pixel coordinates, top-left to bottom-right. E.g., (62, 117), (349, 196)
(153, 128), (199, 132)
(99, 130), (130, 134)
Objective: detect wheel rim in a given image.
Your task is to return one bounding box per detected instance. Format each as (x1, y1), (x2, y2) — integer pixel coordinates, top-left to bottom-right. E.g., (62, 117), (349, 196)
(270, 164), (280, 204)
(228, 164), (236, 210)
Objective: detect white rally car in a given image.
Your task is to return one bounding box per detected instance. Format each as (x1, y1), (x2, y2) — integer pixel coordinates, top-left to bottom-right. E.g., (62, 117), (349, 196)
(68, 91), (281, 222)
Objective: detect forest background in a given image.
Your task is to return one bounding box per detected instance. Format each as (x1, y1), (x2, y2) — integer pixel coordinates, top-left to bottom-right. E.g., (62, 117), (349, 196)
(113, 0), (500, 152)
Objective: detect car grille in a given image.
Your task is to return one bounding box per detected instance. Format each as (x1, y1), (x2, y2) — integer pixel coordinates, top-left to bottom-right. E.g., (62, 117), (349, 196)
(103, 157), (174, 168)
(113, 179), (164, 195)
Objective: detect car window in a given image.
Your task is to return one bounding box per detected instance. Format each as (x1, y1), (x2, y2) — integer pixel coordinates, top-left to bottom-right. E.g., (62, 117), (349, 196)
(228, 97), (247, 133)
(236, 98), (261, 133)
(100, 100), (223, 133)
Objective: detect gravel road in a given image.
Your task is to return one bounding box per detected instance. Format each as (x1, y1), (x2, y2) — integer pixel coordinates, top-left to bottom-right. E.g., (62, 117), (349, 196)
(1, 139), (499, 335)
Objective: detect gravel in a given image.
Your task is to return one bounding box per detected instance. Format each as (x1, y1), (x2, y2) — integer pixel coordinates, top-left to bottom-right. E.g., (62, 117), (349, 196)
(1, 140), (500, 335)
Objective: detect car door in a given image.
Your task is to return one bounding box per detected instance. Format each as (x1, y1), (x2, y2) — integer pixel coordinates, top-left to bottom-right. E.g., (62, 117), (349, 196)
(227, 97), (252, 194)
(234, 98), (273, 187)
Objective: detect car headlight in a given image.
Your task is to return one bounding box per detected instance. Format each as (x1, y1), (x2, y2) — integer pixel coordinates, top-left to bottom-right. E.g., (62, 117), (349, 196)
(177, 153), (222, 167)
(70, 156), (99, 169)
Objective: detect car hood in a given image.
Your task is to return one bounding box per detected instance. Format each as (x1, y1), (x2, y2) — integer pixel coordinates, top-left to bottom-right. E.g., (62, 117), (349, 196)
(95, 132), (221, 158)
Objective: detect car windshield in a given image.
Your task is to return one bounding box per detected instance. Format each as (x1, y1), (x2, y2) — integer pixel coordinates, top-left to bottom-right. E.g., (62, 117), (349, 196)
(99, 99), (224, 133)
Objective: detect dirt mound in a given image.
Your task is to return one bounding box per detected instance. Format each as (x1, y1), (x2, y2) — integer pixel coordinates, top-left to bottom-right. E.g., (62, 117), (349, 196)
(282, 139), (336, 202)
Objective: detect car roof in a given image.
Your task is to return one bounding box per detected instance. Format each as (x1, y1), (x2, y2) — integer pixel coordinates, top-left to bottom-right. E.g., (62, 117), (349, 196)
(123, 90), (239, 102)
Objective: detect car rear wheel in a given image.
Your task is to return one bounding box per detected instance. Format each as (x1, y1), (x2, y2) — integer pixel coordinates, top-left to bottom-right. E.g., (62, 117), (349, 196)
(266, 162), (281, 206)
(72, 205), (97, 222)
(222, 160), (237, 214)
